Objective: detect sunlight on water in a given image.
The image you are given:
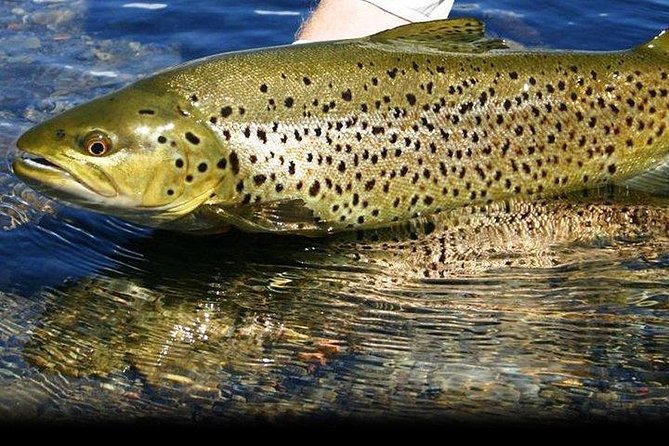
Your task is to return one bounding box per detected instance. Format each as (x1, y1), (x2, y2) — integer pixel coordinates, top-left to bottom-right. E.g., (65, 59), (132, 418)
(1, 0), (669, 424)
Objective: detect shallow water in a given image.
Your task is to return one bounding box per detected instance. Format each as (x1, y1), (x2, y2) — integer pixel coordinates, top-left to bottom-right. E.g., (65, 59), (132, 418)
(1, 0), (669, 424)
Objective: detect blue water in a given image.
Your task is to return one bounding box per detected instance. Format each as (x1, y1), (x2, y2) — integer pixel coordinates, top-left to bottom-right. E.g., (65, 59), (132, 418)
(1, 0), (669, 425)
(84, 0), (669, 57)
(86, 0), (310, 58)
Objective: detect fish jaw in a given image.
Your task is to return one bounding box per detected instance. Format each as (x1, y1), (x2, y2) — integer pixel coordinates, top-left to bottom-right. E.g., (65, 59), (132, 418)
(13, 126), (120, 207)
(12, 84), (231, 227)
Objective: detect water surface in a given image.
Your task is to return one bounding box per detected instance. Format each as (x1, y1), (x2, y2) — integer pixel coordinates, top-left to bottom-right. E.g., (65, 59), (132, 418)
(1, 0), (669, 424)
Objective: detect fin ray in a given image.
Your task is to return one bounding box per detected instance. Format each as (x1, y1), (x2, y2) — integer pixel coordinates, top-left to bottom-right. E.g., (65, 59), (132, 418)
(220, 199), (328, 235)
(619, 155), (669, 196)
(641, 28), (669, 54)
(368, 18), (507, 53)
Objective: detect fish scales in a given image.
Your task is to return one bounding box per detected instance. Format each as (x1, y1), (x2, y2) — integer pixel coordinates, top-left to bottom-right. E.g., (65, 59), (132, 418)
(147, 39), (669, 231)
(12, 19), (669, 233)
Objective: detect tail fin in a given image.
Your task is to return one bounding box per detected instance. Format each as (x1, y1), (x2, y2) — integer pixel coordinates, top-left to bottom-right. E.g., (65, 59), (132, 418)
(620, 28), (669, 195)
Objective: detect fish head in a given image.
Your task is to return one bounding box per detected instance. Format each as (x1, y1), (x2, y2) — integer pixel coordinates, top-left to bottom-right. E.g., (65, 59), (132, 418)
(13, 86), (223, 226)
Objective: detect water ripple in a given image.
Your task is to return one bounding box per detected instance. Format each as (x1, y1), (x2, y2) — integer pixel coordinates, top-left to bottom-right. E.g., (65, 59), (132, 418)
(1, 0), (669, 425)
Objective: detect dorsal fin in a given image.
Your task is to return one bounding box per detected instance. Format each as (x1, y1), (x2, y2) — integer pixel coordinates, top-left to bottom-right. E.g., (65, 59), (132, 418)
(368, 18), (507, 53)
(640, 28), (669, 54)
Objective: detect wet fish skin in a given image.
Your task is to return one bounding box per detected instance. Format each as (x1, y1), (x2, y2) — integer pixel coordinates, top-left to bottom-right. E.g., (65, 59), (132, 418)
(12, 19), (669, 234)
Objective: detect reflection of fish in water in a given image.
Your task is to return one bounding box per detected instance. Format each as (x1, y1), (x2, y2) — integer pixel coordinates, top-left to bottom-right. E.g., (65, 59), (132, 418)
(24, 278), (312, 387)
(21, 194), (669, 412)
(12, 18), (669, 234)
(331, 189), (669, 278)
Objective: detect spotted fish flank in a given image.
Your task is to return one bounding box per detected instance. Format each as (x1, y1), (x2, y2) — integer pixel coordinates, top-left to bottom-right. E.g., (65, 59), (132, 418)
(12, 19), (669, 234)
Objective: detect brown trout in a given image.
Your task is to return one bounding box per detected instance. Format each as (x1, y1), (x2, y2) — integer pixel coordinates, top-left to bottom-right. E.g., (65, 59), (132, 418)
(12, 19), (669, 234)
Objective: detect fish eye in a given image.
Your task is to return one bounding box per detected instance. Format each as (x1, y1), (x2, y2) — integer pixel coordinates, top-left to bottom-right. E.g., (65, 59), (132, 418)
(83, 132), (112, 156)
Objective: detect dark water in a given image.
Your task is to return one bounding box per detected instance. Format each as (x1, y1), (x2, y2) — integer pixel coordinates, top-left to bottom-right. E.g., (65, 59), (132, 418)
(1, 0), (669, 424)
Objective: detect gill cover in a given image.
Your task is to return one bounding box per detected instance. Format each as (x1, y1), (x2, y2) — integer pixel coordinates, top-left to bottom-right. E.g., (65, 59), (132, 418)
(13, 84), (227, 224)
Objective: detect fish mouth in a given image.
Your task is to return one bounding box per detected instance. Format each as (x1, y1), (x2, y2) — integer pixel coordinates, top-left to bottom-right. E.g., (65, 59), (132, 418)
(12, 150), (118, 205)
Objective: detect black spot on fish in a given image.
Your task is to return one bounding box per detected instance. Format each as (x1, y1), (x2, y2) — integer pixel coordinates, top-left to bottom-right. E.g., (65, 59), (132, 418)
(229, 151), (240, 175)
(259, 84), (268, 93)
(175, 159), (184, 168)
(138, 109), (155, 115)
(253, 174), (267, 186)
(284, 97), (294, 108)
(198, 162), (207, 173)
(236, 180), (244, 192)
(185, 132), (200, 145)
(257, 129), (267, 144)
(309, 181), (321, 196)
(341, 89), (352, 101)
(158, 136), (167, 144)
(221, 106), (233, 118)
(167, 189), (174, 196)
(186, 175), (194, 183)
(217, 158), (226, 169)
(405, 93), (417, 106)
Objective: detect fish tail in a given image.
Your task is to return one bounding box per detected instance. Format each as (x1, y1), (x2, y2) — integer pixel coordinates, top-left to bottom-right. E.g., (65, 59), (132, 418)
(615, 28), (669, 196)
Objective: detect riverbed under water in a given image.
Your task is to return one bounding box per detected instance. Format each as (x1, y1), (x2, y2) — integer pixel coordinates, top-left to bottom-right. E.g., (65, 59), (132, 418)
(1, 0), (669, 425)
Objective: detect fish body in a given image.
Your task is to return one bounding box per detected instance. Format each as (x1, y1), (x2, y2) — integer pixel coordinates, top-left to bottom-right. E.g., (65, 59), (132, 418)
(13, 19), (669, 234)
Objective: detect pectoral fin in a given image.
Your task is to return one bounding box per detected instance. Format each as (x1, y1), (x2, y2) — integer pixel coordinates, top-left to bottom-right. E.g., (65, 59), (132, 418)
(214, 199), (330, 236)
